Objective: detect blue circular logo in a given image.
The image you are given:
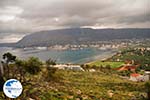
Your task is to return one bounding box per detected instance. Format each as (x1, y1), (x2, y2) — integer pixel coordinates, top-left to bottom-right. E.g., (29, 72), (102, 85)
(3, 79), (23, 98)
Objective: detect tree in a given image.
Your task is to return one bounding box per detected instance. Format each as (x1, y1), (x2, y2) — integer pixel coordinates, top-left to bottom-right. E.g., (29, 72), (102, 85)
(24, 57), (42, 75)
(81, 64), (90, 71)
(106, 65), (111, 70)
(15, 59), (26, 82)
(2, 52), (16, 78)
(46, 58), (56, 66)
(44, 58), (57, 81)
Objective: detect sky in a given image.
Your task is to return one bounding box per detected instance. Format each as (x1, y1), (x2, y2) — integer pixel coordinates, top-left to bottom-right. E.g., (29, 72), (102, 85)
(0, 0), (149, 43)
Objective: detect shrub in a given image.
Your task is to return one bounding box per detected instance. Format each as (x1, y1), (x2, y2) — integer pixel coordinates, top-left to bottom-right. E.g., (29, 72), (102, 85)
(25, 57), (42, 75)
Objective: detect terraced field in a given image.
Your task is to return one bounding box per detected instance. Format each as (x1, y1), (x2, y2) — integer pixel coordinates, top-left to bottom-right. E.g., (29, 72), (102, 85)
(88, 61), (124, 68)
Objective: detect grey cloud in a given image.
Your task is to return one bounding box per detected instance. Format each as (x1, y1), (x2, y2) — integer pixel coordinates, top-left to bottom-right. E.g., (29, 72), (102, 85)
(0, 0), (20, 7)
(0, 0), (149, 33)
(0, 32), (25, 43)
(117, 13), (150, 25)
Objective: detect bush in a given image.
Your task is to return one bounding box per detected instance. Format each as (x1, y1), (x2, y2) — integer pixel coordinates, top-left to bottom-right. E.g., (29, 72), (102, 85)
(44, 67), (58, 81)
(46, 58), (56, 66)
(118, 70), (131, 76)
(25, 57), (42, 75)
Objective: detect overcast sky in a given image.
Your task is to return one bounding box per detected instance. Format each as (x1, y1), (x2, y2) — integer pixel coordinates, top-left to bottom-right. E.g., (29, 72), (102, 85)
(0, 0), (149, 43)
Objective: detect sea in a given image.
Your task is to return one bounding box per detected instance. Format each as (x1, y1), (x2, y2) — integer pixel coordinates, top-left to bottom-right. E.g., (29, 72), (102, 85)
(0, 47), (116, 64)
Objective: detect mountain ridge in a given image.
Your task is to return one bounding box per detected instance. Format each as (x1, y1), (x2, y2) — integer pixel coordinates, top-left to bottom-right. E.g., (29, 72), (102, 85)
(11, 28), (150, 47)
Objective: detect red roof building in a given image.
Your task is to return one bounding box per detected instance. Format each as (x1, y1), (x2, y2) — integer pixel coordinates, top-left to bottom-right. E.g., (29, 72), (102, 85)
(129, 73), (143, 82)
(130, 73), (141, 77)
(116, 64), (138, 72)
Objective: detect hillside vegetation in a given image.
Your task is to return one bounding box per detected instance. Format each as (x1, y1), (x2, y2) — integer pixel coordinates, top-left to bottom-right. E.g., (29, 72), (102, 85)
(0, 70), (146, 100)
(88, 61), (124, 68)
(0, 52), (149, 100)
(109, 48), (150, 71)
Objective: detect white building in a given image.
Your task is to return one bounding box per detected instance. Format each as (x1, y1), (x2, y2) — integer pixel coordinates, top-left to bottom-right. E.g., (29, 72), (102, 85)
(144, 71), (150, 81)
(53, 64), (84, 71)
(129, 72), (150, 82)
(129, 73), (143, 82)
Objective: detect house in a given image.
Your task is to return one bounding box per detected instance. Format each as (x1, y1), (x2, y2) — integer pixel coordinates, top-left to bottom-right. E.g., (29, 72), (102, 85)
(53, 64), (84, 71)
(89, 69), (96, 72)
(143, 71), (150, 81)
(64, 65), (84, 71)
(129, 73), (144, 82)
(116, 64), (138, 72)
(53, 64), (68, 70)
(129, 72), (150, 82)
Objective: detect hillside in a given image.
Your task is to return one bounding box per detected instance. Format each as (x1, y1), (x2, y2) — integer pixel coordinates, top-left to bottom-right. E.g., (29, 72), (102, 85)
(15, 28), (150, 47)
(0, 53), (148, 100)
(108, 48), (150, 71)
(0, 70), (146, 100)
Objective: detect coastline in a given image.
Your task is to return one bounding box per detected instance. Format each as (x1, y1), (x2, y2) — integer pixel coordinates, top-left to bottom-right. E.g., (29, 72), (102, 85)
(85, 50), (117, 64)
(0, 47), (118, 64)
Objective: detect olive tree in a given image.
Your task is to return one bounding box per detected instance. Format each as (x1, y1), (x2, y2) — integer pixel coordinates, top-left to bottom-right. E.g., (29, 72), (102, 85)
(24, 57), (42, 75)
(44, 58), (57, 81)
(15, 59), (26, 82)
(2, 52), (16, 78)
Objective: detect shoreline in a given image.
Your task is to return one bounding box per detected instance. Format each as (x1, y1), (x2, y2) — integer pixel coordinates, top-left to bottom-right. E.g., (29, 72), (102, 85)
(85, 50), (118, 64)
(0, 47), (118, 64)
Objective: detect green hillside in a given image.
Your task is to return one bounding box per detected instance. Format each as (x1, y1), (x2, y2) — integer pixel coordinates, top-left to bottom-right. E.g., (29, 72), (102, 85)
(88, 61), (124, 68)
(0, 70), (146, 100)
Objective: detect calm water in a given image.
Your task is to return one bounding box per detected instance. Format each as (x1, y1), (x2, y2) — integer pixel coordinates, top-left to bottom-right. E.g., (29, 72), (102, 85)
(0, 47), (116, 64)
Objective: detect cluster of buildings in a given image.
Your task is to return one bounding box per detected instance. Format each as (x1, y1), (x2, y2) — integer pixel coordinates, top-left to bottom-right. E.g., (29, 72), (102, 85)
(20, 39), (149, 51)
(45, 39), (149, 51)
(45, 42), (129, 51)
(116, 63), (150, 82)
(49, 61), (150, 82)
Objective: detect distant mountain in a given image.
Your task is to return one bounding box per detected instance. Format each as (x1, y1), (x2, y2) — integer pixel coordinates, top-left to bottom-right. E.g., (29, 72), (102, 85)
(15, 28), (150, 47)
